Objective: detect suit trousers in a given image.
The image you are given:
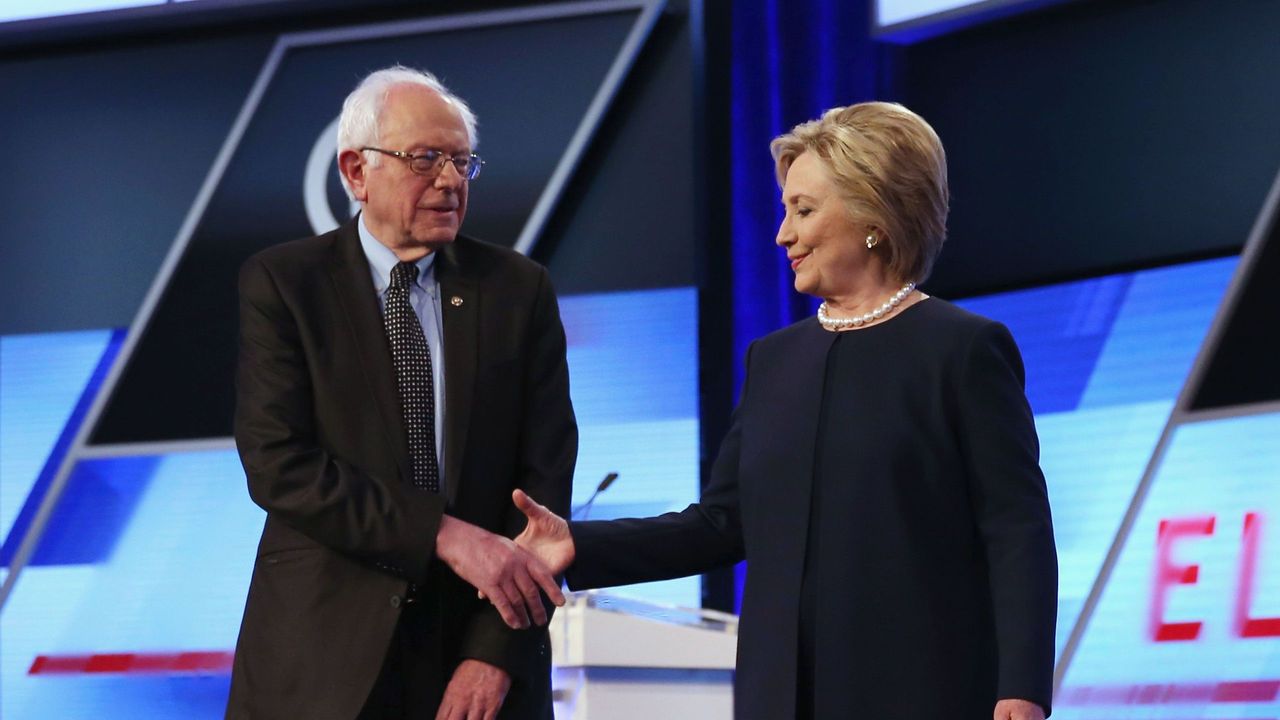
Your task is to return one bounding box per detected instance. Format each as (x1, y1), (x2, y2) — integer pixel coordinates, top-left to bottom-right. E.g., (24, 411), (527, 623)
(358, 596), (446, 719)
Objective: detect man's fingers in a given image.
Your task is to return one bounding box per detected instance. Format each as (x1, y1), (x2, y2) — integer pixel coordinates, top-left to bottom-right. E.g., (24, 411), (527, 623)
(488, 594), (517, 628)
(434, 696), (459, 720)
(530, 561), (565, 606)
(518, 546), (565, 607)
(503, 582), (532, 628)
(488, 589), (527, 630)
(514, 571), (548, 626)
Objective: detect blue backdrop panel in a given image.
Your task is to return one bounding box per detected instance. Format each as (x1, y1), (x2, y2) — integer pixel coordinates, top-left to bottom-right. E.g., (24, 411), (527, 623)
(1, 329), (122, 565)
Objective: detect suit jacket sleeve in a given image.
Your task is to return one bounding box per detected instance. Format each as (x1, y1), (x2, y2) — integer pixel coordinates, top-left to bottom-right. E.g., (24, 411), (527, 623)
(234, 254), (446, 581)
(457, 266), (578, 673)
(564, 343), (752, 589)
(957, 321), (1058, 715)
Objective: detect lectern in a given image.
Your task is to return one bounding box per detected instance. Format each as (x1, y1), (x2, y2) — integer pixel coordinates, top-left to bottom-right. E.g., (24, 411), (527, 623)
(550, 591), (739, 719)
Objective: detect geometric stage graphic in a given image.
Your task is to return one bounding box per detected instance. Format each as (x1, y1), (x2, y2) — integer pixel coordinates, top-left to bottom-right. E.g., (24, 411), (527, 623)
(1052, 165), (1280, 718)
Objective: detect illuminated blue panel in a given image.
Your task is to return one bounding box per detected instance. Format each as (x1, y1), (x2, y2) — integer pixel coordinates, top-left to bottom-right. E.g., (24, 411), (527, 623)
(960, 274), (1130, 414)
(1, 329), (117, 560)
(1079, 258), (1237, 409)
(0, 1), (156, 24)
(27, 457), (158, 565)
(0, 676), (230, 719)
(561, 287), (701, 607)
(0, 449), (260, 719)
(1056, 413), (1280, 718)
(878, 0), (986, 26)
(875, 0), (1075, 41)
(560, 287), (697, 424)
(1036, 400), (1172, 652)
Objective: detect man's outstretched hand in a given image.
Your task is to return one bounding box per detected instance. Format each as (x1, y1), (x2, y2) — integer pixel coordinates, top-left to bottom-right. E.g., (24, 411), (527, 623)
(436, 515), (564, 629)
(512, 489), (575, 575)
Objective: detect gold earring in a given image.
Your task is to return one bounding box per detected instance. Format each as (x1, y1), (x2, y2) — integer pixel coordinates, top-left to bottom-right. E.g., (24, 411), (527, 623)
(866, 234), (878, 249)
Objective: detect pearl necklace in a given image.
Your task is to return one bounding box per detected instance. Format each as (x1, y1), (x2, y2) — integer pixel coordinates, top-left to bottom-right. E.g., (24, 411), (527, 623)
(817, 282), (916, 331)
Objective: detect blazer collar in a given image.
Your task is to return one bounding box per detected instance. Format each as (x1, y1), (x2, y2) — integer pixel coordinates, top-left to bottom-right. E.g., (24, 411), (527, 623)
(434, 241), (478, 507)
(326, 219), (413, 486)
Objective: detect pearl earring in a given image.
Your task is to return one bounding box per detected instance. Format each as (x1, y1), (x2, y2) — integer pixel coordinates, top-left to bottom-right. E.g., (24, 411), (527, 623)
(866, 234), (878, 249)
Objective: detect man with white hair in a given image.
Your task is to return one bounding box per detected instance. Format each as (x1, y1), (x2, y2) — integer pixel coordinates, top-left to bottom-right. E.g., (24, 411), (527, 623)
(227, 65), (577, 719)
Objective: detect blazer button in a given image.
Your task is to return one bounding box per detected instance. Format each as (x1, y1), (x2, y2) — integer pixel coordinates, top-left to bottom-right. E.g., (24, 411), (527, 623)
(390, 595), (402, 608)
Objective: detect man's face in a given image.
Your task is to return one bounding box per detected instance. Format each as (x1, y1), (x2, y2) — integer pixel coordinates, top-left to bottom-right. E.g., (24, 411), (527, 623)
(341, 84), (470, 259)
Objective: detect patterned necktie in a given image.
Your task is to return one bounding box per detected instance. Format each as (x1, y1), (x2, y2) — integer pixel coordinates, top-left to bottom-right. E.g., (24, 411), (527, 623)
(384, 261), (440, 493)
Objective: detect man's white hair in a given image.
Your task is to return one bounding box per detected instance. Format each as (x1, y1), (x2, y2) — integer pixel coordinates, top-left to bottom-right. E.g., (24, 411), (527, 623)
(336, 65), (479, 189)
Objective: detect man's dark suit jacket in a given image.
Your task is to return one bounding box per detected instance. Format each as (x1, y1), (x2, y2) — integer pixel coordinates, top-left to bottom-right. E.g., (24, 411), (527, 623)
(226, 218), (576, 719)
(567, 300), (1057, 720)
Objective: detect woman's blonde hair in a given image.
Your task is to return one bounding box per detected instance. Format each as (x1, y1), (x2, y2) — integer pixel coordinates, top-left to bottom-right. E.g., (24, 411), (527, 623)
(770, 102), (949, 284)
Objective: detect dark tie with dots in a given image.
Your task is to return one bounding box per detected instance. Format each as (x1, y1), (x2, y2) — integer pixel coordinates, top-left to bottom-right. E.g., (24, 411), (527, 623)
(384, 261), (440, 493)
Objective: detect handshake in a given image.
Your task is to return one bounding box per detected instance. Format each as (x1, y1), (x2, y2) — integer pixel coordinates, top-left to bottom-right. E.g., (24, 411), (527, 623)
(435, 490), (576, 630)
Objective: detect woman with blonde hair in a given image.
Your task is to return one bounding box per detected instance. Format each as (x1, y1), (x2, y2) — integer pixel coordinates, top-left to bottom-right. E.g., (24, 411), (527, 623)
(514, 102), (1057, 720)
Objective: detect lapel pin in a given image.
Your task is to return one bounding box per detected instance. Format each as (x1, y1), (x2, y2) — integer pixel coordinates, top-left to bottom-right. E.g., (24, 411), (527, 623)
(450, 296), (464, 307)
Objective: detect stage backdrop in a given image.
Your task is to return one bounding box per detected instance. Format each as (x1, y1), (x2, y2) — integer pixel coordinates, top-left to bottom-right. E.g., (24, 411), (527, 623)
(1, 2), (714, 717)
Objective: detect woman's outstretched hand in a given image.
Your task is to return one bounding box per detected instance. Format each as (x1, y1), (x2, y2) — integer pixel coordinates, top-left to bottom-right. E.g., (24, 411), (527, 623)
(513, 489), (576, 575)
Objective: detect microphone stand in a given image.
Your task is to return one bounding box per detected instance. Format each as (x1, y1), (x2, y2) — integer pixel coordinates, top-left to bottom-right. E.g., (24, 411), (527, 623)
(572, 472), (618, 520)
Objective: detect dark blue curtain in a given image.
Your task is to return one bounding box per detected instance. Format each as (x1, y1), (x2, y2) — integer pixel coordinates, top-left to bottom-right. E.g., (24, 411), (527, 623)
(730, 0), (889, 388)
(727, 0), (889, 608)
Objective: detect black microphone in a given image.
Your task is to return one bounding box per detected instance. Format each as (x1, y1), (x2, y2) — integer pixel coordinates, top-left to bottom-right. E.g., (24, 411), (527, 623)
(572, 472), (619, 520)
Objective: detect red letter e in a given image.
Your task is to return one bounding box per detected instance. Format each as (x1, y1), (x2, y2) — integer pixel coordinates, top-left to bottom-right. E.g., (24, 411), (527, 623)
(1150, 516), (1214, 642)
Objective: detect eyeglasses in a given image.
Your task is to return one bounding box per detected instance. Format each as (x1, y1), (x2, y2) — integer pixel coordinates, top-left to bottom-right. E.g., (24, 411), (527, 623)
(362, 147), (484, 181)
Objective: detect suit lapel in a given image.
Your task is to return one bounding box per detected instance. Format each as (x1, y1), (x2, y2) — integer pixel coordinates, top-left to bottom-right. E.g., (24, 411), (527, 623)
(783, 320), (835, 545)
(740, 319), (833, 717)
(436, 241), (478, 508)
(758, 320), (835, 588)
(326, 221), (412, 485)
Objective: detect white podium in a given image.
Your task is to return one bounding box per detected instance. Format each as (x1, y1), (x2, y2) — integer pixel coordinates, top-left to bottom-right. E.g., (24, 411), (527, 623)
(550, 591), (739, 720)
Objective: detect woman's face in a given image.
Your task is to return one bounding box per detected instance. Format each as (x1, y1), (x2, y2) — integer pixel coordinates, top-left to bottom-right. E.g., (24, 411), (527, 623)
(775, 152), (876, 300)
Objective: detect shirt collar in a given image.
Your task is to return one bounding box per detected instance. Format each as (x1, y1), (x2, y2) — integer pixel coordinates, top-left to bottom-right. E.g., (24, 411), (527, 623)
(358, 213), (436, 296)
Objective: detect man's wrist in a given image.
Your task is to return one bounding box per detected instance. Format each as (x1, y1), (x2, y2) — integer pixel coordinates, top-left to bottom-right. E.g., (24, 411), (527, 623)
(435, 514), (469, 564)
(458, 655), (511, 678)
